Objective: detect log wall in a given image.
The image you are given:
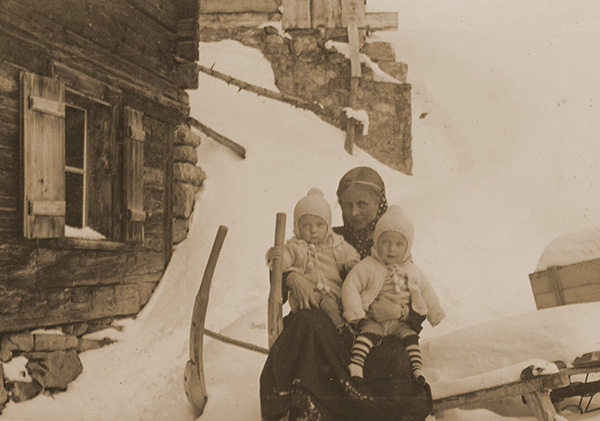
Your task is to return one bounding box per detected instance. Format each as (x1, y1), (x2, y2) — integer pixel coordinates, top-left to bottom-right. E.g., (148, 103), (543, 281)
(0, 0), (195, 332)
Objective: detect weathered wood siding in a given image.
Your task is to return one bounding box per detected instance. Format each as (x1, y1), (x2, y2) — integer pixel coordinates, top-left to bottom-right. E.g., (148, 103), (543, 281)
(0, 0), (191, 332)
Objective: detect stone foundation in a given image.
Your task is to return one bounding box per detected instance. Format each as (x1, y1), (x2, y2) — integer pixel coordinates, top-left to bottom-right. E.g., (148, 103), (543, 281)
(172, 123), (207, 245)
(200, 26), (413, 174)
(0, 320), (119, 408)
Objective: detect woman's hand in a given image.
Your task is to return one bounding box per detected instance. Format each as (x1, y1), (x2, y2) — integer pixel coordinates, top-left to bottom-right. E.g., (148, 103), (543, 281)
(368, 297), (404, 323)
(286, 272), (318, 310)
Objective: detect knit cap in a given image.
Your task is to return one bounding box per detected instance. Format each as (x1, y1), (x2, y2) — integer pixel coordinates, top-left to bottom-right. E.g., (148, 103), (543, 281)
(293, 188), (332, 237)
(373, 205), (414, 260)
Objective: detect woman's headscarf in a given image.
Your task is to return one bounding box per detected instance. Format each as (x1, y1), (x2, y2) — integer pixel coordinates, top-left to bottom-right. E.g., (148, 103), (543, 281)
(336, 167), (388, 258)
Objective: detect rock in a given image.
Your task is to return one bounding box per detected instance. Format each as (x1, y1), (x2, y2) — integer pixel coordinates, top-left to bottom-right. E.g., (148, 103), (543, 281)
(26, 350), (83, 391)
(172, 182), (196, 219)
(173, 217), (190, 244)
(0, 365), (7, 406)
(1, 333), (34, 362)
(173, 145), (198, 165)
(290, 35), (319, 57)
(377, 61), (408, 83)
(361, 42), (396, 62)
(10, 381), (42, 403)
(77, 338), (114, 353)
(174, 124), (202, 148)
(33, 334), (78, 352)
(60, 322), (90, 337)
(174, 162), (205, 187)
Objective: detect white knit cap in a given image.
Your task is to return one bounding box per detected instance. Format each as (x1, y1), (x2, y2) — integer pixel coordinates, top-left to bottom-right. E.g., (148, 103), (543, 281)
(293, 188), (332, 237)
(373, 205), (414, 258)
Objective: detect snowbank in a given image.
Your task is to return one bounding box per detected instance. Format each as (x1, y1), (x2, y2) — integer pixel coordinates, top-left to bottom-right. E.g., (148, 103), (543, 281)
(535, 227), (600, 272)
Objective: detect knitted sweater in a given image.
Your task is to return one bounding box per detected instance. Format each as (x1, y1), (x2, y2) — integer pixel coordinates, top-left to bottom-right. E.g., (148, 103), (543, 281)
(270, 233), (360, 311)
(342, 255), (446, 326)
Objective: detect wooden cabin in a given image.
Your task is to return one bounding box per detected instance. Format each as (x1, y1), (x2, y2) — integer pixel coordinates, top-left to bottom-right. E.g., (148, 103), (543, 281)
(0, 0), (201, 333)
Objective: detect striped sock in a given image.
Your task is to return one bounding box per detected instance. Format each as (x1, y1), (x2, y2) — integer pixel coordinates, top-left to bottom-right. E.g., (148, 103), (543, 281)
(403, 335), (426, 385)
(348, 335), (376, 379)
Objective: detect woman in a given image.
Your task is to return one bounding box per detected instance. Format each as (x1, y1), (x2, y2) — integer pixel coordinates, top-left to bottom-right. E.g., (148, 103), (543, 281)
(260, 167), (432, 421)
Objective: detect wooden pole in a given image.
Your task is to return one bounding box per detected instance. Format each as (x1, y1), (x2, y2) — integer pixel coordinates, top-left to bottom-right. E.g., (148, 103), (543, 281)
(184, 225), (228, 416)
(268, 213), (286, 348)
(345, 20), (361, 154)
(204, 329), (269, 355)
(186, 116), (247, 159)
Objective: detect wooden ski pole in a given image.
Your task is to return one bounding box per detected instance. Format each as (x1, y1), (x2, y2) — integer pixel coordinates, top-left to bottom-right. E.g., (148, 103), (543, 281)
(184, 225), (228, 416)
(268, 213), (286, 348)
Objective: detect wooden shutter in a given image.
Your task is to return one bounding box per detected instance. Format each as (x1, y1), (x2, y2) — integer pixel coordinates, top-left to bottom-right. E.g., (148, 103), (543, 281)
(312, 0), (342, 28)
(124, 106), (145, 242)
(21, 71), (66, 239)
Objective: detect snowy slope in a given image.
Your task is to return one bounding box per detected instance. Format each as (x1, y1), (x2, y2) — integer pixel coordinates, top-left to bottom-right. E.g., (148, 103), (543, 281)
(2, 1), (600, 420)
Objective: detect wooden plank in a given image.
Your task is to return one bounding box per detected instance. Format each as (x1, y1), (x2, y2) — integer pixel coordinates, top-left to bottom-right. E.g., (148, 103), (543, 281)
(312, 0), (341, 29)
(282, 0), (311, 29)
(0, 13), (188, 120)
(433, 371), (569, 412)
(21, 71), (66, 239)
(365, 12), (398, 31)
(529, 258), (600, 309)
(200, 0), (281, 14)
(341, 0), (365, 27)
(0, 282), (160, 332)
(347, 22), (361, 77)
(124, 106), (146, 243)
(51, 61), (122, 106)
(522, 391), (560, 421)
(28, 95), (65, 118)
(198, 12), (281, 29)
(29, 200), (66, 216)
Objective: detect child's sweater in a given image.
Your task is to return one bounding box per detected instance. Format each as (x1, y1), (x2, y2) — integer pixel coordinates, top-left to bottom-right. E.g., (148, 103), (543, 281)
(342, 255), (445, 326)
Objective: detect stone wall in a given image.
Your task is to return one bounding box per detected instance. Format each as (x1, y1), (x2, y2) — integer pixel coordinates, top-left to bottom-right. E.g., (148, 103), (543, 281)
(172, 124), (206, 244)
(200, 26), (413, 174)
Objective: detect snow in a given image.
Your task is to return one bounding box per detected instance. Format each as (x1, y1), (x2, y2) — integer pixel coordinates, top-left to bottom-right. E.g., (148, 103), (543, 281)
(64, 225), (106, 240)
(3, 357), (32, 383)
(535, 227), (600, 272)
(432, 358), (559, 400)
(3, 1), (600, 420)
(343, 107), (370, 135)
(324, 40), (405, 84)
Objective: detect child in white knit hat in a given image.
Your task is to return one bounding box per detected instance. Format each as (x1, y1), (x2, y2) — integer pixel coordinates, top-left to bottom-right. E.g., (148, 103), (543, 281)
(267, 188), (361, 328)
(342, 205), (445, 385)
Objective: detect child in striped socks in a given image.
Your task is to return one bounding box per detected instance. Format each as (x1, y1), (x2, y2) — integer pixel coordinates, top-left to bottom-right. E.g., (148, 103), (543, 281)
(341, 205), (445, 386)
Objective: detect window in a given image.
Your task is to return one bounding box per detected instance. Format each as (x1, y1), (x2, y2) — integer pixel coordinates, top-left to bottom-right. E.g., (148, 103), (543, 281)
(21, 69), (145, 242)
(65, 104), (87, 229)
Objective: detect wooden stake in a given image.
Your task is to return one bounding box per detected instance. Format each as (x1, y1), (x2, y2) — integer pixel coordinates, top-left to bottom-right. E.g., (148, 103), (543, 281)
(345, 20), (361, 154)
(268, 213), (286, 348)
(184, 225), (228, 416)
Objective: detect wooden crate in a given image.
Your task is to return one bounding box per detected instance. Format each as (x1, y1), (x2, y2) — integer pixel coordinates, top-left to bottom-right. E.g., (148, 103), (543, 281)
(528, 257), (600, 309)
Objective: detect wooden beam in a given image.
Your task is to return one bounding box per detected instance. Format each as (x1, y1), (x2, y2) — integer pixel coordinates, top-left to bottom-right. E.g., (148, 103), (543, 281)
(432, 371), (570, 412)
(199, 12), (281, 29)
(204, 329), (268, 355)
(188, 62), (349, 131)
(186, 117), (247, 159)
(200, 0), (280, 14)
(364, 12), (398, 31)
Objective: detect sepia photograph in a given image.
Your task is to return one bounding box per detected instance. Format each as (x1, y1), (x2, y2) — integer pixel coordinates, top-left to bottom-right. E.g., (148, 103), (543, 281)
(0, 0), (599, 420)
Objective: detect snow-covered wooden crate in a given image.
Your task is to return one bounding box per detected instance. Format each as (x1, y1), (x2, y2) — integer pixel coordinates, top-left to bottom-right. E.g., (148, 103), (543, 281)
(529, 257), (600, 309)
